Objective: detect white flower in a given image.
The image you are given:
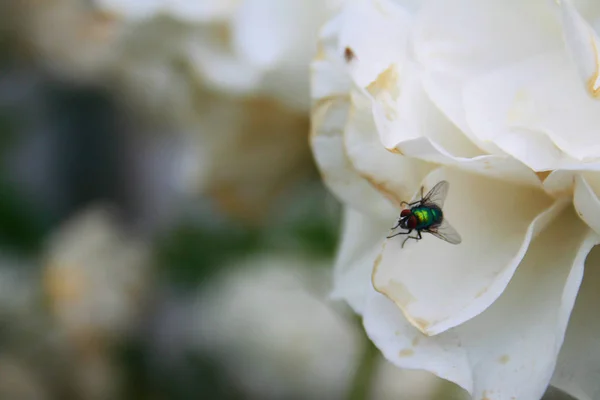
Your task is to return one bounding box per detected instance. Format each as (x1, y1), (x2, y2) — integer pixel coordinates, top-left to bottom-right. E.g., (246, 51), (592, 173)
(16, 0), (120, 82)
(17, 0), (336, 222)
(43, 206), (151, 342)
(311, 1), (600, 399)
(20, 0), (339, 111)
(191, 253), (440, 400)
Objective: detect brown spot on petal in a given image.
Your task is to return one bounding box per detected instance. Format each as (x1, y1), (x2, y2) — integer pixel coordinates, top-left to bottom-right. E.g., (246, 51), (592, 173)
(385, 147), (403, 155)
(498, 354), (510, 364)
(373, 251), (383, 277)
(314, 43), (326, 61)
(412, 336), (420, 346)
(536, 170), (551, 182)
(412, 318), (430, 332)
(366, 65), (400, 121)
(398, 349), (414, 357)
(475, 287), (488, 299)
(371, 247), (386, 293)
(367, 64), (400, 99)
(586, 35), (600, 98)
(344, 47), (356, 63)
(385, 280), (416, 308)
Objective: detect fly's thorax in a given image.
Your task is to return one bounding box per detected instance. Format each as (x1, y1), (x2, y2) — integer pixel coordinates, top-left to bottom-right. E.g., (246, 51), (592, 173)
(412, 206), (443, 229)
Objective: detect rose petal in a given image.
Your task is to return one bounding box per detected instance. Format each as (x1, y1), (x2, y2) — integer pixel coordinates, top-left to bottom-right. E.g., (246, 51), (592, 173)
(543, 170), (576, 198)
(365, 291), (472, 391)
(344, 89), (433, 208)
(311, 96), (396, 220)
(372, 167), (559, 335)
(311, 14), (352, 100)
(412, 0), (560, 154)
(311, 60), (351, 100)
(368, 62), (484, 158)
(365, 207), (596, 398)
(311, 25), (400, 220)
(552, 244), (600, 400)
(464, 51), (600, 169)
(388, 135), (543, 188)
(335, 0), (413, 87)
(331, 207), (389, 314)
(572, 173), (600, 236)
(365, 64), (542, 188)
(558, 0), (600, 99)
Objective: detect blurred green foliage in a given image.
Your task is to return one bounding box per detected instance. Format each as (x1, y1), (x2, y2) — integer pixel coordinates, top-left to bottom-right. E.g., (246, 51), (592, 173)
(154, 222), (262, 288)
(154, 183), (341, 289)
(0, 111), (51, 255)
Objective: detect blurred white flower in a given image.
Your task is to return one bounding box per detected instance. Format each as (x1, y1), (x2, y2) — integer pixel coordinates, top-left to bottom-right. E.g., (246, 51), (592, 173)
(192, 253), (440, 400)
(42, 206), (152, 400)
(311, 1), (600, 399)
(95, 0), (338, 111)
(0, 356), (48, 400)
(43, 205), (151, 342)
(18, 0), (339, 111)
(17, 0), (336, 222)
(17, 0), (119, 82)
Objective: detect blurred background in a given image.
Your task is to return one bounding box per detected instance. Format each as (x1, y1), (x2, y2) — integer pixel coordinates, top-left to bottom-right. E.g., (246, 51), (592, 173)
(0, 1), (455, 399)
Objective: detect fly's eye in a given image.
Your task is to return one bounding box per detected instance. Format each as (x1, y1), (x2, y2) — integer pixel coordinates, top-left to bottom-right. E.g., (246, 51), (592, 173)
(400, 209), (412, 217)
(406, 215), (418, 230)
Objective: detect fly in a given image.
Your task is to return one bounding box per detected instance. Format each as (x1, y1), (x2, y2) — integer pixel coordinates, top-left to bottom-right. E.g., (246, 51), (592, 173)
(387, 180), (462, 248)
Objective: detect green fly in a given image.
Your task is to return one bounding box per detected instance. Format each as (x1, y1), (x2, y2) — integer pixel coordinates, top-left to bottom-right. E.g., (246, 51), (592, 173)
(387, 180), (462, 248)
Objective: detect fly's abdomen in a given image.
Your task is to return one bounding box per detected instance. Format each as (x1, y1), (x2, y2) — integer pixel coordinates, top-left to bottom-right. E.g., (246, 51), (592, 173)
(413, 207), (443, 229)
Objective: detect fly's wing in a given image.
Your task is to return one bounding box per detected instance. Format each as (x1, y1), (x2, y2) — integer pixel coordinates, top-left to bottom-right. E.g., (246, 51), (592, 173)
(426, 218), (462, 245)
(421, 180), (450, 208)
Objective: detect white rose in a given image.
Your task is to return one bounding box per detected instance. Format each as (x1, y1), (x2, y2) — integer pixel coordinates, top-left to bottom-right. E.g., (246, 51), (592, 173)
(21, 0), (338, 111)
(17, 0), (336, 222)
(311, 1), (600, 399)
(43, 206), (151, 342)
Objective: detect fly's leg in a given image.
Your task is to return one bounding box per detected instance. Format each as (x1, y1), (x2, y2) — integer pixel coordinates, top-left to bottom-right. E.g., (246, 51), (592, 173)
(390, 219), (401, 230)
(401, 230), (423, 248)
(400, 187), (425, 208)
(400, 200), (422, 207)
(387, 229), (411, 239)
